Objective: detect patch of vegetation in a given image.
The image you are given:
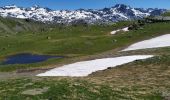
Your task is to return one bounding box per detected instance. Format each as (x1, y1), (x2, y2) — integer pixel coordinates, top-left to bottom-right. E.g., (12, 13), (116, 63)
(0, 16), (170, 71)
(0, 77), (164, 100)
(0, 17), (170, 100)
(0, 18), (133, 71)
(162, 11), (170, 17)
(1, 55), (170, 99)
(90, 55), (170, 100)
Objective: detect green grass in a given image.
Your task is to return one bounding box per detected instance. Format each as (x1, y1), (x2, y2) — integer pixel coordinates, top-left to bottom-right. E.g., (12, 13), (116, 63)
(1, 17), (170, 100)
(0, 23), (170, 71)
(1, 50), (170, 99)
(0, 17), (170, 71)
(0, 18), (134, 71)
(162, 11), (170, 17)
(0, 77), (164, 100)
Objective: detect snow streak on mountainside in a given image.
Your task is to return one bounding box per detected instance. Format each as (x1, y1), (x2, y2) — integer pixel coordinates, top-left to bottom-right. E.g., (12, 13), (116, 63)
(0, 4), (166, 24)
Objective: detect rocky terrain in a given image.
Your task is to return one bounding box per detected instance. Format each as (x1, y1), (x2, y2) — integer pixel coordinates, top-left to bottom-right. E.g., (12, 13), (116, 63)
(0, 4), (166, 24)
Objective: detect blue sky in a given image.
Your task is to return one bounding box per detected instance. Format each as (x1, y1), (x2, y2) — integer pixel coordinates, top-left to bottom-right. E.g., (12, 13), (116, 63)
(0, 0), (169, 10)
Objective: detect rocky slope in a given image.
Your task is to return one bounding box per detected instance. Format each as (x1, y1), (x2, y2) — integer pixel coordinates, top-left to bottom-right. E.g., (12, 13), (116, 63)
(0, 4), (166, 24)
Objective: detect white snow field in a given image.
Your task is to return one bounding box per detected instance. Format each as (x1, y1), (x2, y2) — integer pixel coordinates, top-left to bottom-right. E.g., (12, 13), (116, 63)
(122, 34), (170, 51)
(37, 55), (153, 77)
(111, 27), (129, 35)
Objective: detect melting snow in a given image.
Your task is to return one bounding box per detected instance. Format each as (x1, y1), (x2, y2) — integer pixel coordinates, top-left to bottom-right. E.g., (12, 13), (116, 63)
(122, 34), (170, 51)
(37, 55), (153, 77)
(111, 27), (129, 35)
(122, 27), (129, 31)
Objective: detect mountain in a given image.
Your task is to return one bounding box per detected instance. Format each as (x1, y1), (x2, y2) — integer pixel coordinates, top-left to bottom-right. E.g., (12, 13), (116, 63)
(0, 4), (166, 24)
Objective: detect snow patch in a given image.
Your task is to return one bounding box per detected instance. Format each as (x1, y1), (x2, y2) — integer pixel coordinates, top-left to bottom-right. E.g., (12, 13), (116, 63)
(111, 27), (129, 35)
(37, 55), (153, 77)
(122, 27), (129, 31)
(122, 34), (170, 51)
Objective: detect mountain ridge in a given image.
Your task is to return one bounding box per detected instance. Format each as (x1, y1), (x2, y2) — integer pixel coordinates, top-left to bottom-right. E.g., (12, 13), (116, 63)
(0, 4), (167, 24)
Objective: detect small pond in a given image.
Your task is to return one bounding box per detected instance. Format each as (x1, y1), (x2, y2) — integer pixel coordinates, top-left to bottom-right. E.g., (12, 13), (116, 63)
(1, 53), (64, 65)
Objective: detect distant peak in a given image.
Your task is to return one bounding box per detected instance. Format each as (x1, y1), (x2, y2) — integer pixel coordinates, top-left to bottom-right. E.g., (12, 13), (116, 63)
(31, 4), (40, 8)
(114, 4), (130, 8)
(30, 5), (51, 11)
(0, 4), (166, 24)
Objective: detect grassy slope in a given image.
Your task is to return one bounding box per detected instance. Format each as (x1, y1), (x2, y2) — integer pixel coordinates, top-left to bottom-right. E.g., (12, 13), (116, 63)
(0, 17), (170, 71)
(0, 17), (170, 99)
(162, 11), (170, 17)
(0, 17), (49, 34)
(1, 48), (170, 99)
(0, 18), (133, 71)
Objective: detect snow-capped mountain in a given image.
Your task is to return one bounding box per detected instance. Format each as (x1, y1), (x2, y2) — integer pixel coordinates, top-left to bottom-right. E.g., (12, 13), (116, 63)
(0, 4), (166, 24)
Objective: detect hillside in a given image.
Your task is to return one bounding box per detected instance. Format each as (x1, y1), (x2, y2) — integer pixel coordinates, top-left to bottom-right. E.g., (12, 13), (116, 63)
(0, 17), (50, 34)
(1, 55), (170, 99)
(162, 11), (170, 16)
(0, 15), (170, 99)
